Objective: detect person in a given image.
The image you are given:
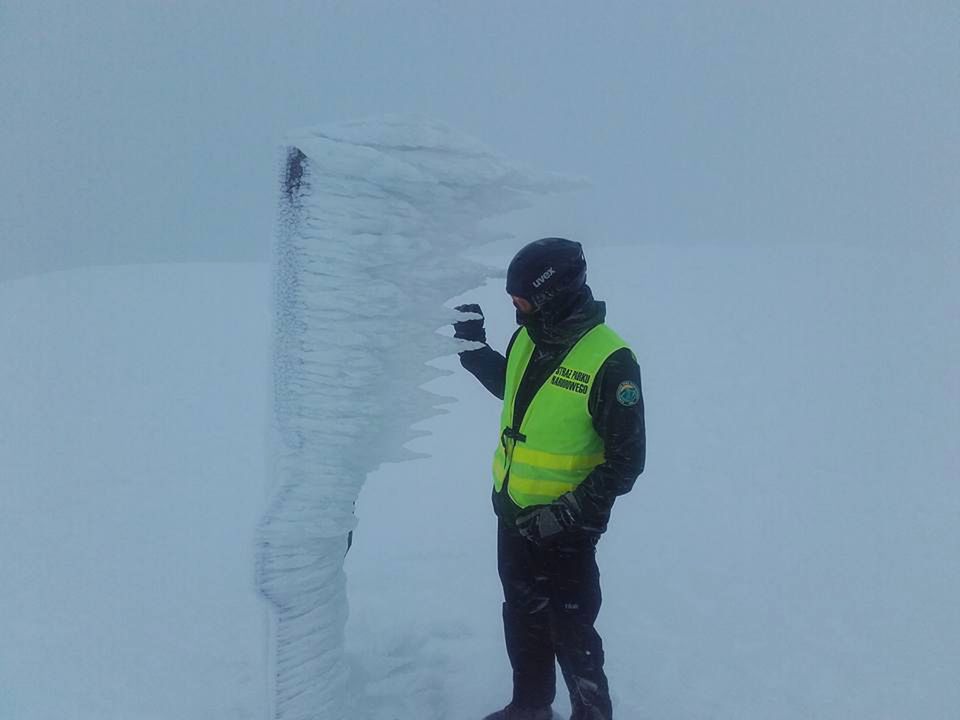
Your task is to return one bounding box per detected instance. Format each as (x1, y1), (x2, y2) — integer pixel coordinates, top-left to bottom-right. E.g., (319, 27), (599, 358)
(453, 238), (646, 720)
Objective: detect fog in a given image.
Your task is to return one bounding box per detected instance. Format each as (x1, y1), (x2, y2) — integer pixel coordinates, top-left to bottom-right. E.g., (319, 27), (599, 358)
(2, 1), (957, 281)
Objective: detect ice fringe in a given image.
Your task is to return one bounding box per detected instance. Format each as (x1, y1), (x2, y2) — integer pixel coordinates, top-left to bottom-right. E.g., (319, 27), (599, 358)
(255, 116), (583, 720)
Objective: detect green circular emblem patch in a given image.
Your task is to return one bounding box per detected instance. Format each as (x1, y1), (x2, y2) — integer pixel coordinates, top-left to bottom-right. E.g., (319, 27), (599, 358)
(616, 380), (640, 407)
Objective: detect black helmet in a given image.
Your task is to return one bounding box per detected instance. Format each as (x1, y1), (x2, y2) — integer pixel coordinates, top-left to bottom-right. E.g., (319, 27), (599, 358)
(506, 237), (586, 311)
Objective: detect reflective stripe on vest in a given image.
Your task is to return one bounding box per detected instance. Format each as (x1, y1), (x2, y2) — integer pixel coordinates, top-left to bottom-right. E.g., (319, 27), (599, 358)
(492, 323), (628, 508)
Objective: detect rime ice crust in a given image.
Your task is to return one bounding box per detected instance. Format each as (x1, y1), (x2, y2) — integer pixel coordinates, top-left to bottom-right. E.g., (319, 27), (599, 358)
(255, 117), (582, 720)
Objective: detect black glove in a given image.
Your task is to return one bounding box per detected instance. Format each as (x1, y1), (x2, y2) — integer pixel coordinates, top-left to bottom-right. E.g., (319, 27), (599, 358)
(453, 303), (486, 344)
(515, 492), (582, 545)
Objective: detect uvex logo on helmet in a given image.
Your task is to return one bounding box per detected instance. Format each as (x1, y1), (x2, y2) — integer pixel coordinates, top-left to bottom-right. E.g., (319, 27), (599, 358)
(532, 267), (556, 289)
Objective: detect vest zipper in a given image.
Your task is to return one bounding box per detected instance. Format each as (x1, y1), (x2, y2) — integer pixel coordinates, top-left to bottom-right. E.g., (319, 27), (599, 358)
(502, 345), (564, 496)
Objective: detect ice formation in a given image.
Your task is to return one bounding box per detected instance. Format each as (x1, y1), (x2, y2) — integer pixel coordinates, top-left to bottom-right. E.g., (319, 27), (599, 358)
(255, 116), (581, 720)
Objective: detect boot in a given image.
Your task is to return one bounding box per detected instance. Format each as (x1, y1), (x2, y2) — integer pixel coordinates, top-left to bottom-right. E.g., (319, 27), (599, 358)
(482, 703), (554, 720)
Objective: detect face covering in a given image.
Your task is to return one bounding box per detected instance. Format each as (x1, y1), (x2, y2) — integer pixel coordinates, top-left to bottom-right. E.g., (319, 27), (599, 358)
(515, 308), (534, 326)
(516, 285), (606, 348)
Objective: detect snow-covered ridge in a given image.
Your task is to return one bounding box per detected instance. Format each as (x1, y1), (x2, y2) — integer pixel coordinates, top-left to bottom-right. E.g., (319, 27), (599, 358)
(255, 117), (582, 720)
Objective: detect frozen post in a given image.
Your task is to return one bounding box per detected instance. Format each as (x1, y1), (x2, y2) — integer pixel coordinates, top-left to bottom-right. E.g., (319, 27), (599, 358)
(256, 117), (580, 720)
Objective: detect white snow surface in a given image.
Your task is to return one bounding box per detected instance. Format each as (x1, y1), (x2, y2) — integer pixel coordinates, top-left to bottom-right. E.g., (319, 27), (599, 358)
(1, 240), (957, 719)
(0, 264), (271, 720)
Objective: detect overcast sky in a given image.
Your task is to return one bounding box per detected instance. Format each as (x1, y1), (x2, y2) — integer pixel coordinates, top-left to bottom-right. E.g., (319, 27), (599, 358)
(1, 1), (957, 281)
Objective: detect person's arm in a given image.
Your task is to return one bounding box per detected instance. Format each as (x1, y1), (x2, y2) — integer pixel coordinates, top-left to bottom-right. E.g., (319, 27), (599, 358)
(459, 345), (507, 400)
(454, 304), (519, 401)
(570, 347), (646, 532)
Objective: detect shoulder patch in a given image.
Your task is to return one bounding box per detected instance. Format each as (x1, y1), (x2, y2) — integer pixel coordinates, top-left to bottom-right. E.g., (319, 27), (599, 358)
(616, 380), (640, 407)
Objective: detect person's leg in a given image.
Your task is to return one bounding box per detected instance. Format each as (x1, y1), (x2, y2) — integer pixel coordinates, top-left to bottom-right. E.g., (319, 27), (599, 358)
(498, 520), (557, 709)
(546, 537), (612, 720)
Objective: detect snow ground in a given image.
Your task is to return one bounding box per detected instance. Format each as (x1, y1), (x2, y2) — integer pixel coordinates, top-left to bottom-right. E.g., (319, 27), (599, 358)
(1, 242), (957, 719)
(0, 264), (271, 719)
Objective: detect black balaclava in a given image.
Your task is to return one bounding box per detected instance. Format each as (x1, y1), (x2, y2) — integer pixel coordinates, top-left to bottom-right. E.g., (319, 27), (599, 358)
(506, 238), (605, 348)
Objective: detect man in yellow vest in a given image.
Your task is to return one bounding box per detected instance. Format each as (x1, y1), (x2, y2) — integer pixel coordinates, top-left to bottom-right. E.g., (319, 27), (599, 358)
(454, 238), (646, 720)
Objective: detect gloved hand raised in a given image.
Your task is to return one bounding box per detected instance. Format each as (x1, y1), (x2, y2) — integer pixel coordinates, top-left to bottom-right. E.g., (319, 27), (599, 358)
(515, 492), (582, 545)
(453, 303), (486, 344)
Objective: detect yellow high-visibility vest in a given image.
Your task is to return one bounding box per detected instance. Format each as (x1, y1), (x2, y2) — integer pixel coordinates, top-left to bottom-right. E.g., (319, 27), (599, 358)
(492, 323), (629, 508)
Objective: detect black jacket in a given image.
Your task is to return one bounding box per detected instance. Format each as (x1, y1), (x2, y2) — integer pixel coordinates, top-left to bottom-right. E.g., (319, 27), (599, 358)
(460, 291), (645, 534)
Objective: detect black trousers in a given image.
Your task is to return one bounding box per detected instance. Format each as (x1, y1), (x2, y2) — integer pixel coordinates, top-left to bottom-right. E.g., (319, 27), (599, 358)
(497, 521), (613, 719)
